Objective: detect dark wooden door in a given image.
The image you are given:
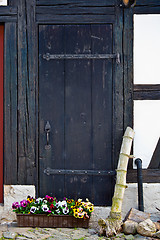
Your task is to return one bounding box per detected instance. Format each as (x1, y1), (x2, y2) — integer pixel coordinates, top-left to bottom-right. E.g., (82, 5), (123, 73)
(39, 24), (115, 205)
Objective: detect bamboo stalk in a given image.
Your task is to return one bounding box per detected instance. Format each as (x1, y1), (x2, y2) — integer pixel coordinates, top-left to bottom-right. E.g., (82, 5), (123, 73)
(110, 127), (135, 219)
(98, 127), (135, 237)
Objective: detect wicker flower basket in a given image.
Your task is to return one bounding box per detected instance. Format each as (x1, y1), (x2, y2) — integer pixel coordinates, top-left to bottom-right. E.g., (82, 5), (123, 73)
(16, 214), (89, 228)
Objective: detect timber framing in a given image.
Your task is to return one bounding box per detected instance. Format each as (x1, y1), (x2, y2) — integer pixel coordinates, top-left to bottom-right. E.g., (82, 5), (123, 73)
(1, 0), (160, 195)
(134, 85), (160, 100)
(130, 0), (160, 183)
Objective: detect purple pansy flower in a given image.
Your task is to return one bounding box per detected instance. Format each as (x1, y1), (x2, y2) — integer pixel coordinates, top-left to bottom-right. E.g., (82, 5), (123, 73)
(12, 202), (20, 209)
(45, 195), (54, 203)
(20, 200), (28, 208)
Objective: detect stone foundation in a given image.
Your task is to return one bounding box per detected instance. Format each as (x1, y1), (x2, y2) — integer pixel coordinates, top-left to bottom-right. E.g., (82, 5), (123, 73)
(0, 185), (35, 224)
(122, 183), (160, 222)
(1, 183), (160, 227)
(90, 206), (111, 230)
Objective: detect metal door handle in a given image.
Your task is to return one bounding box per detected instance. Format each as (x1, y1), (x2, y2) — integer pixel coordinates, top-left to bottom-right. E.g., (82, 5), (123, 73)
(45, 121), (51, 146)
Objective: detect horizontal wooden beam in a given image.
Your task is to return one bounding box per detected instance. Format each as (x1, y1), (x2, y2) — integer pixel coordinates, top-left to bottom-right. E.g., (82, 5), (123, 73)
(135, 0), (160, 6)
(0, 6), (17, 22)
(133, 91), (160, 100)
(127, 169), (160, 183)
(0, 6), (17, 15)
(134, 5), (160, 14)
(134, 84), (160, 92)
(133, 85), (160, 100)
(36, 6), (115, 15)
(36, 0), (116, 7)
(36, 14), (115, 24)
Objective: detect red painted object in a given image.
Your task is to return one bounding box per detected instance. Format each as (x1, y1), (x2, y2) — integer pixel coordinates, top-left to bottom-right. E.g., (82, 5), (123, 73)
(0, 25), (4, 203)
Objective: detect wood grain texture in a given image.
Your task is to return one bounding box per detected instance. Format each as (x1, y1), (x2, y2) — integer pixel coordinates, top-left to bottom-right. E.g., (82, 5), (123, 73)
(134, 84), (160, 100)
(8, 0), (18, 6)
(4, 23), (18, 184)
(127, 169), (160, 183)
(17, 0), (37, 184)
(0, 16), (17, 22)
(36, 0), (116, 7)
(39, 25), (65, 198)
(36, 6), (115, 15)
(64, 25), (92, 200)
(123, 8), (134, 169)
(134, 91), (160, 100)
(0, 7), (17, 15)
(39, 24), (115, 205)
(112, 6), (124, 169)
(36, 14), (115, 24)
(134, 84), (160, 91)
(0, 25), (3, 202)
(123, 8), (133, 130)
(134, 5), (160, 14)
(91, 24), (113, 205)
(134, 0), (160, 14)
(136, 0), (160, 5)
(0, 6), (17, 22)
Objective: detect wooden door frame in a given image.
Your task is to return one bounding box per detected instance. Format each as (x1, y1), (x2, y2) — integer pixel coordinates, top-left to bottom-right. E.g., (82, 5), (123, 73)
(0, 25), (4, 203)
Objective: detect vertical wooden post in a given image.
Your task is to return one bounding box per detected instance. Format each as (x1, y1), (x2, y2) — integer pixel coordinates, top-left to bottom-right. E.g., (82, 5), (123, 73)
(17, 0), (37, 185)
(0, 25), (4, 203)
(4, 23), (18, 185)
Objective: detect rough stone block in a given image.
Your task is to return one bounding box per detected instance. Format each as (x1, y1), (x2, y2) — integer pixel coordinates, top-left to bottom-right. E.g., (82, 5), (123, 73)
(137, 219), (156, 237)
(123, 220), (138, 235)
(125, 208), (150, 223)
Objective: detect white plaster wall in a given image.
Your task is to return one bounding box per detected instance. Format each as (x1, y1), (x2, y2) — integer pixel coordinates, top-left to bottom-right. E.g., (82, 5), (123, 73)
(133, 100), (160, 169)
(134, 14), (160, 85)
(122, 183), (160, 222)
(4, 185), (35, 210)
(133, 14), (160, 169)
(0, 0), (7, 6)
(0, 185), (35, 224)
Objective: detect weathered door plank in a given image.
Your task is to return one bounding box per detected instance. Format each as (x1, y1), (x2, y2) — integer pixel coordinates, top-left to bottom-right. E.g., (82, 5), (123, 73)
(4, 23), (17, 184)
(91, 24), (113, 205)
(64, 25), (93, 200)
(39, 25), (65, 197)
(17, 0), (36, 184)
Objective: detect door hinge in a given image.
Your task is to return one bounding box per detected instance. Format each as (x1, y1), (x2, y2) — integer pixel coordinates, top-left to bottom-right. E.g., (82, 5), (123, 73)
(44, 167), (116, 176)
(42, 53), (121, 64)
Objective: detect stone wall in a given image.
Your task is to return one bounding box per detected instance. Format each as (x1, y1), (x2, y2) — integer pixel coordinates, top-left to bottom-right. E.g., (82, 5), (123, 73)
(1, 184), (160, 227)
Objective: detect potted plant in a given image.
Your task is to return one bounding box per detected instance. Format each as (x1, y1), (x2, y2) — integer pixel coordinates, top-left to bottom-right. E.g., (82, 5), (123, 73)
(12, 196), (94, 228)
